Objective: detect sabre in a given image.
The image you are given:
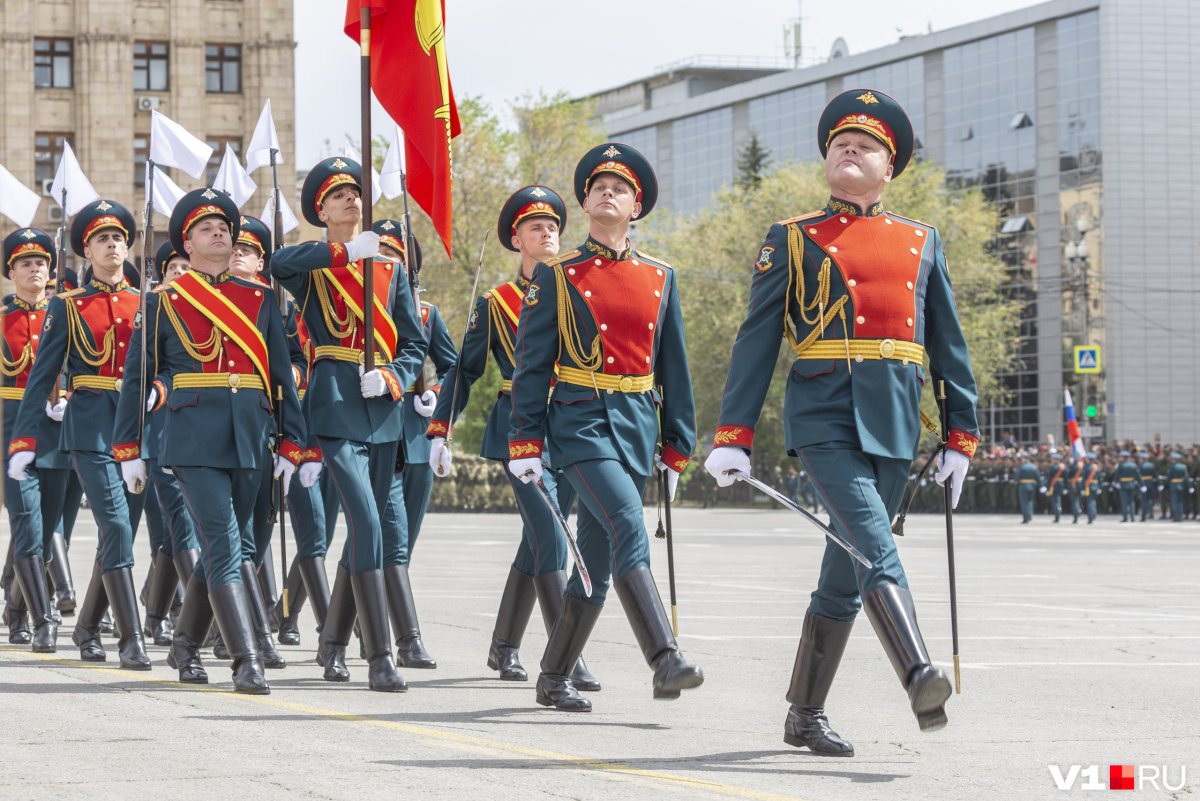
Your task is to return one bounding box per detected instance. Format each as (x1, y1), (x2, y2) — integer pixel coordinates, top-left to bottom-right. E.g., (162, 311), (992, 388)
(443, 233), (488, 447)
(730, 470), (873, 568)
(938, 380), (962, 694)
(523, 471), (592, 597)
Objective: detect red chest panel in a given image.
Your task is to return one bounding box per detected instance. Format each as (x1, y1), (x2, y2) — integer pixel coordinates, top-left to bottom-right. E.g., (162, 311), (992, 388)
(3, 307), (47, 387)
(167, 281), (267, 375)
(806, 215), (928, 340)
(72, 290), (140, 377)
(566, 255), (667, 374)
(327, 261), (395, 351)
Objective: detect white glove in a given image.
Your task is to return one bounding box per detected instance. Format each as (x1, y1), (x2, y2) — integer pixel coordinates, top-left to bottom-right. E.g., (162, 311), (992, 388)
(1038, 487), (1047, 495)
(655, 454), (680, 502)
(935, 448), (971, 509)
(345, 230), (381, 263)
(703, 446), (751, 488)
(298, 461), (322, 488)
(430, 437), (452, 477)
(414, 390), (437, 418)
(120, 459), (148, 494)
(359, 366), (389, 398)
(44, 398), (67, 422)
(7, 451), (36, 481)
(145, 387), (158, 412)
(273, 455), (296, 496)
(509, 456), (542, 484)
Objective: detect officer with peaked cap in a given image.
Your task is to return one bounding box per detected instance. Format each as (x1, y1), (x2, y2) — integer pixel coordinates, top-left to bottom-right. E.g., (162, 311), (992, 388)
(705, 88), (977, 753)
(1114, 450), (1138, 521)
(1079, 451), (1101, 524)
(1166, 452), (1190, 521)
(1015, 451), (1041, 524)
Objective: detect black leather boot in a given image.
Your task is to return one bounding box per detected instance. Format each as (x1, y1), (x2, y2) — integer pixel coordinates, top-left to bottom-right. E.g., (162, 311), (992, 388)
(274, 557), (306, 646)
(535, 594), (601, 712)
(535, 570), (601, 692)
(71, 561), (107, 661)
(383, 564), (436, 669)
(15, 556), (58, 653)
(256, 550), (279, 633)
(351, 570), (407, 692)
(783, 610), (855, 756)
(209, 581), (269, 694)
(168, 574), (212, 684)
(3, 541), (31, 645)
(615, 567), (703, 699)
(863, 583), (952, 732)
(488, 566), (536, 681)
(142, 551), (179, 647)
(241, 561), (285, 669)
(47, 532), (76, 616)
(102, 567), (152, 670)
(172, 549), (199, 588)
(316, 565), (355, 682)
(297, 556), (330, 635)
(98, 609), (115, 636)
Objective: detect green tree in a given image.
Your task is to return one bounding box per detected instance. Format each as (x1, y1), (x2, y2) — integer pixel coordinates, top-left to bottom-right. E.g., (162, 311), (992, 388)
(736, 131), (771, 191)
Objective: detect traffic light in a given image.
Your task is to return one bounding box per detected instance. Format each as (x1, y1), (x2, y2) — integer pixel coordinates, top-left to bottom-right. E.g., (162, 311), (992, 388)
(1085, 405), (1097, 418)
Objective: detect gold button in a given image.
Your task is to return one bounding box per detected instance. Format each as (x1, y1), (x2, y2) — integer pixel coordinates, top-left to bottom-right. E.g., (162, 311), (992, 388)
(255, 290), (263, 296)
(654, 290), (661, 297)
(632, 259), (640, 266)
(915, 230), (924, 237)
(568, 268), (576, 275)
(600, 323), (608, 331)
(884, 218), (893, 225)
(656, 269), (663, 276)
(902, 358), (910, 366)
(906, 318), (914, 327)
(76, 300), (84, 306)
(647, 322), (655, 330)
(118, 341), (125, 348)
(113, 378), (123, 392)
(115, 317), (122, 323)
(856, 315), (865, 324)
(607, 356), (615, 364)
(847, 279), (857, 287)
(618, 376), (633, 392)
(880, 339), (896, 358)
(584, 290), (592, 297)
(829, 246), (839, 253)
(906, 281), (914, 290)
(117, 366), (124, 373)
(645, 356), (651, 363)
(594, 258), (602, 266)
(606, 389), (614, 395)
(854, 354), (864, 363)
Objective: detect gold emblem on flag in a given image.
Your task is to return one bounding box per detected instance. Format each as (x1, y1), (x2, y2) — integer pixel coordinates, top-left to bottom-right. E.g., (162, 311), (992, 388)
(856, 91), (879, 105)
(603, 146), (621, 158)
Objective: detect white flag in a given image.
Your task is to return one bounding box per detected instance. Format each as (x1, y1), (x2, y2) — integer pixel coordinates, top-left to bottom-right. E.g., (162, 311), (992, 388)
(262, 192), (299, 236)
(343, 145), (383, 206)
(212, 144), (257, 206)
(145, 163), (188, 219)
(379, 127), (404, 200)
(0, 163), (41, 227)
(49, 142), (100, 215)
(245, 99), (283, 173)
(149, 110), (213, 179)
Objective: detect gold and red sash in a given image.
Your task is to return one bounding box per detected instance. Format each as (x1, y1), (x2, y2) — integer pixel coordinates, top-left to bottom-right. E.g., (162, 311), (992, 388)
(170, 272), (272, 394)
(320, 263), (398, 361)
(490, 281), (524, 332)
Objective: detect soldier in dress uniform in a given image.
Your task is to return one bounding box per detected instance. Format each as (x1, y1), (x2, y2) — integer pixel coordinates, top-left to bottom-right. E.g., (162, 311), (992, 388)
(1015, 451), (1041, 523)
(7, 201), (151, 669)
(704, 89), (975, 753)
(272, 158), (429, 692)
(1165, 452), (1190, 522)
(1065, 453), (1083, 524)
(507, 144), (702, 712)
(1044, 451), (1068, 523)
(1137, 451), (1158, 521)
(426, 186), (599, 690)
(1114, 450), (1139, 522)
(1079, 451), (1101, 524)
(111, 189), (315, 693)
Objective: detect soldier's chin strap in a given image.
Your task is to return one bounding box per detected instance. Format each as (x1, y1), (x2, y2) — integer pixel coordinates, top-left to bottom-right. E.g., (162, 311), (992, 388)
(892, 409), (944, 537)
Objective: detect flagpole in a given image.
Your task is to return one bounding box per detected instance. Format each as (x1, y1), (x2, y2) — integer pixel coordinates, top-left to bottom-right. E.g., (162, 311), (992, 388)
(51, 186), (70, 404)
(134, 160), (156, 493)
(398, 135), (426, 397)
(268, 145), (290, 619)
(359, 1), (375, 374)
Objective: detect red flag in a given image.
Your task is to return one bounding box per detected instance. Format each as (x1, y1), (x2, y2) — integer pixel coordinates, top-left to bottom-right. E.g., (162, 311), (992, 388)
(345, 0), (461, 256)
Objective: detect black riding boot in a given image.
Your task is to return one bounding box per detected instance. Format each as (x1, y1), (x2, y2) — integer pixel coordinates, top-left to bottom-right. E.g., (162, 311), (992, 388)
(102, 567), (151, 670)
(241, 561), (285, 669)
(47, 532), (76, 615)
(256, 549), (279, 633)
(71, 561), (108, 661)
(383, 564), (436, 668)
(168, 574), (212, 684)
(316, 565), (355, 682)
(298, 556), (330, 634)
(3, 540), (31, 645)
(535, 570), (601, 692)
(15, 556), (58, 653)
(783, 610), (855, 756)
(863, 583), (952, 732)
(172, 549), (200, 588)
(488, 566), (537, 681)
(142, 551), (179, 646)
(274, 557), (306, 646)
(535, 594), (601, 712)
(351, 570), (406, 692)
(615, 567), (703, 699)
(209, 581), (269, 694)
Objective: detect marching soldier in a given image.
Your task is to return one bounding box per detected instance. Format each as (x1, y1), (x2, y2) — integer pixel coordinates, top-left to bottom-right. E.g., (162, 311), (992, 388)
(704, 89), (974, 753)
(1166, 452), (1190, 522)
(7, 201), (150, 669)
(112, 189), (315, 693)
(426, 186), (599, 690)
(272, 157), (429, 691)
(507, 144), (702, 712)
(1114, 450), (1138, 522)
(1015, 452), (1041, 523)
(1079, 451), (1101, 524)
(1044, 452), (1068, 523)
(1137, 451), (1158, 521)
(1066, 454), (1083, 524)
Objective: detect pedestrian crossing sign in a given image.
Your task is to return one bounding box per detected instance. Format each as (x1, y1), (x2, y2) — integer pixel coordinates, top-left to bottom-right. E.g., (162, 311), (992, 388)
(1074, 345), (1101, 374)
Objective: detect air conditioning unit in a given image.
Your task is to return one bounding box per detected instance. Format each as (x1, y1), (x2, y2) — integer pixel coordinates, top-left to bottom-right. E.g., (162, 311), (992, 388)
(41, 178), (55, 196)
(136, 95), (161, 112)
(47, 206), (64, 223)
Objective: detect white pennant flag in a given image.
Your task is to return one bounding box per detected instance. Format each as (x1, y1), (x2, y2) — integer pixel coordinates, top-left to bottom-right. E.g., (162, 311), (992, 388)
(379, 127), (404, 201)
(343, 144), (383, 206)
(212, 144), (257, 206)
(245, 99), (283, 173)
(149, 110), (213, 179)
(262, 192), (299, 236)
(49, 142), (100, 215)
(145, 163), (188, 219)
(0, 163), (41, 227)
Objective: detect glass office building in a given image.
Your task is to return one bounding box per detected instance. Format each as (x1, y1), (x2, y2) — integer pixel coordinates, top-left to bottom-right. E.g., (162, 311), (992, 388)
(593, 0), (1200, 445)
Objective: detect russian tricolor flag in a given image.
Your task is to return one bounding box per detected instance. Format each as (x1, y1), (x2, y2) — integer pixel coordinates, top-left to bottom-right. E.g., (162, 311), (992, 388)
(1064, 388), (1086, 457)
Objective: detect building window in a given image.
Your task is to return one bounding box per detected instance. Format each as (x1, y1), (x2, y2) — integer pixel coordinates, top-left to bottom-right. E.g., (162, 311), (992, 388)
(205, 45), (241, 93)
(134, 136), (149, 188)
(34, 38), (73, 89)
(134, 41), (170, 91)
(205, 137), (242, 184)
(35, 132), (73, 187)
